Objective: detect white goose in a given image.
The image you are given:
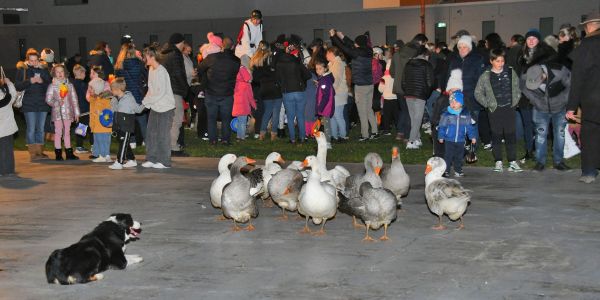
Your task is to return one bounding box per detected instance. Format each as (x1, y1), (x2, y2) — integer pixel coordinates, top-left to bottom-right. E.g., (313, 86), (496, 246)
(210, 154), (237, 210)
(381, 147), (410, 206)
(298, 156), (338, 235)
(315, 131), (351, 191)
(425, 157), (471, 230)
(256, 152), (285, 206)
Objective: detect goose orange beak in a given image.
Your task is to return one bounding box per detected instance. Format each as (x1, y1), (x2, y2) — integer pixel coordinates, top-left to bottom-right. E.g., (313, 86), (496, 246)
(392, 148), (399, 159)
(246, 157), (256, 165)
(425, 164), (432, 175)
(302, 159), (309, 167)
(277, 156), (285, 164)
(374, 167), (381, 175)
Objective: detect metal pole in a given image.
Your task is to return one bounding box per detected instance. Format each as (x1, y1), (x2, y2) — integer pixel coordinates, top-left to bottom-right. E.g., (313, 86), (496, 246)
(420, 0), (426, 34)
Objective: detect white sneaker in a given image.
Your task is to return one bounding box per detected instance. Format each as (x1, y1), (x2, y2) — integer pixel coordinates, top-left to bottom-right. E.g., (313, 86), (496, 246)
(406, 141), (420, 150)
(415, 139), (423, 147)
(92, 156), (107, 163)
(123, 160), (137, 168)
(508, 161), (523, 173)
(421, 122), (431, 130)
(141, 161), (155, 168)
(130, 142), (137, 149)
(104, 155), (112, 163)
(483, 143), (492, 150)
(152, 162), (169, 169)
(109, 162), (123, 170)
(493, 161), (503, 172)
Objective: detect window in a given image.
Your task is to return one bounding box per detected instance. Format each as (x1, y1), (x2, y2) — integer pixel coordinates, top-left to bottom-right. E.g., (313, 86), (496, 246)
(482, 20), (495, 39)
(58, 38), (67, 62)
(385, 26), (397, 46)
(184, 34), (193, 47)
(55, 0), (88, 5)
(313, 29), (324, 41)
(79, 37), (87, 58)
(149, 35), (158, 44)
(3, 14), (20, 24)
(18, 39), (27, 61)
(434, 22), (447, 44)
(539, 17), (554, 39)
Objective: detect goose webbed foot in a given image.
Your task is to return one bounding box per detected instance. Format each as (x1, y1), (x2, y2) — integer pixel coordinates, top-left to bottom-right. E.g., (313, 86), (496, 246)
(312, 221), (327, 236)
(432, 216), (446, 230)
(362, 224), (376, 242)
(245, 223), (256, 231)
(456, 217), (465, 230)
(352, 216), (366, 229)
(216, 215), (227, 221)
(262, 198), (274, 208)
(276, 209), (289, 221)
(299, 217), (312, 234)
(379, 224), (390, 241)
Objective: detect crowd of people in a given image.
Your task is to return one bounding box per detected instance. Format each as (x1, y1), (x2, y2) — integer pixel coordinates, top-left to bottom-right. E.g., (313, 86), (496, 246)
(0, 9), (599, 183)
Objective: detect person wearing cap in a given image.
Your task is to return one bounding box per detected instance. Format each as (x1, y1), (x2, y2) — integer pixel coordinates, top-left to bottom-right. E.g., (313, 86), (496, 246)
(88, 41), (114, 80)
(235, 9), (263, 59)
(522, 60), (571, 172)
(566, 10), (600, 183)
(160, 33), (190, 156)
(330, 29), (378, 141)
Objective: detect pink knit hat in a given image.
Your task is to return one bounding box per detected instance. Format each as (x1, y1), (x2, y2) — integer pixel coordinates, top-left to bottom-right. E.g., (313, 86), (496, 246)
(207, 32), (222, 48)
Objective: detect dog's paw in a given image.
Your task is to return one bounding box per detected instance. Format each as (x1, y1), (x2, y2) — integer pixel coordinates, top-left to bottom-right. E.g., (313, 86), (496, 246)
(90, 273), (104, 281)
(125, 254), (143, 265)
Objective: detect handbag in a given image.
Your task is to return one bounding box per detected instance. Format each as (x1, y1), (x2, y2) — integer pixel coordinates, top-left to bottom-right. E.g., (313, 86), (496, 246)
(465, 144), (478, 164)
(0, 66), (23, 108)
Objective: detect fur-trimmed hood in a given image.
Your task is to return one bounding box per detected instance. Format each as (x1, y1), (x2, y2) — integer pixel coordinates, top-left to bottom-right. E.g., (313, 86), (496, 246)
(16, 61), (50, 70)
(520, 42), (557, 72)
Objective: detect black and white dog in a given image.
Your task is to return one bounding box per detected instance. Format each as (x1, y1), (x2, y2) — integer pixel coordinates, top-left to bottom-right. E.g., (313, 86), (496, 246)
(45, 213), (143, 284)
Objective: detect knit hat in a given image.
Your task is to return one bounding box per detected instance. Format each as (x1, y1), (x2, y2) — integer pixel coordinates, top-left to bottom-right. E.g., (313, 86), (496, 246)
(451, 29), (470, 39)
(207, 32), (223, 48)
(355, 35), (368, 48)
(169, 33), (185, 45)
(240, 55), (251, 69)
(525, 29), (541, 41)
(372, 47), (383, 55)
(446, 69), (463, 91)
(450, 90), (464, 106)
(457, 35), (473, 50)
(41, 49), (54, 63)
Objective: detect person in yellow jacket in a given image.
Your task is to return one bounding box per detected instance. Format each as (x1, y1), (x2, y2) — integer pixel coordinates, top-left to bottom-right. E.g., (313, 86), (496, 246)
(86, 66), (113, 162)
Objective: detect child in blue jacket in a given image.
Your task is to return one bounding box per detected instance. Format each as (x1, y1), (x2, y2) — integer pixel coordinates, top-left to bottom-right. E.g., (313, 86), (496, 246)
(438, 90), (477, 177)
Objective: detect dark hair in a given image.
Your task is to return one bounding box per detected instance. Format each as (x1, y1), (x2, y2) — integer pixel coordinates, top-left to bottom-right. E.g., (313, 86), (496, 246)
(91, 65), (104, 79)
(416, 45), (430, 56)
(412, 34), (429, 44)
(94, 41), (108, 52)
(485, 33), (505, 50)
(435, 42), (448, 49)
(511, 34), (525, 45)
(50, 64), (69, 78)
(489, 48), (506, 61)
(314, 58), (328, 69)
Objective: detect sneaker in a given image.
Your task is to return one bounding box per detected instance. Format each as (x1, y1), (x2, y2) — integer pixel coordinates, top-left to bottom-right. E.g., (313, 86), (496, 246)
(421, 122), (431, 130)
(415, 139), (423, 147)
(358, 136), (370, 142)
(75, 147), (88, 154)
(493, 161), (503, 172)
(369, 133), (381, 140)
(382, 131), (392, 136)
(508, 161), (523, 173)
(533, 163), (545, 172)
(254, 134), (260, 139)
(454, 171), (465, 177)
(123, 160), (138, 168)
(483, 144), (492, 151)
(442, 172), (450, 178)
(578, 176), (596, 184)
(130, 142), (137, 149)
(92, 156), (107, 163)
(152, 162), (170, 169)
(89, 155), (98, 159)
(406, 141), (420, 150)
(109, 162), (123, 170)
(141, 161), (155, 168)
(104, 155), (112, 163)
(554, 162), (571, 171)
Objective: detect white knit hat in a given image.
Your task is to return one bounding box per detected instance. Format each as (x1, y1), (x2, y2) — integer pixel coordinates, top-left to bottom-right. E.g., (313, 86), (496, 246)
(457, 35), (473, 51)
(41, 49), (55, 63)
(446, 69), (463, 91)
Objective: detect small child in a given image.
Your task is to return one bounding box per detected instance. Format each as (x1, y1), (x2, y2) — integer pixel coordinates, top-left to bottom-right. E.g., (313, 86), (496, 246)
(45, 64), (80, 161)
(86, 66), (112, 162)
(109, 77), (144, 170)
(72, 64), (90, 154)
(474, 48), (522, 172)
(232, 55), (256, 140)
(315, 59), (335, 148)
(437, 91), (477, 177)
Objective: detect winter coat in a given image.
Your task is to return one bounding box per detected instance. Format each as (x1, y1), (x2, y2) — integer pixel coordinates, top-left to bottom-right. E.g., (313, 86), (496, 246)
(14, 61), (52, 113)
(252, 56), (282, 100)
(45, 80), (80, 122)
(556, 39), (575, 70)
(431, 53), (449, 91)
(474, 67), (521, 112)
(115, 58), (146, 104)
(304, 72), (318, 123)
(328, 56), (348, 96)
(431, 93), (450, 127)
(111, 91), (144, 115)
(390, 42), (419, 95)
(0, 82), (18, 138)
(72, 79), (89, 113)
(331, 35), (373, 86)
(567, 29), (600, 123)
(232, 66), (256, 117)
(197, 49), (241, 97)
(517, 42), (557, 109)
(521, 63), (570, 113)
(89, 94), (112, 133)
(234, 19), (263, 58)
(401, 56), (434, 100)
(87, 50), (114, 80)
(316, 73), (335, 118)
(438, 108), (477, 143)
(447, 50), (485, 111)
(160, 44), (190, 97)
(274, 53), (311, 93)
(372, 58), (384, 85)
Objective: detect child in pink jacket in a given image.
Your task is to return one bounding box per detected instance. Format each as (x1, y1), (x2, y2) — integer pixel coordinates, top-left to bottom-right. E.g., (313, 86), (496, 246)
(232, 55), (256, 140)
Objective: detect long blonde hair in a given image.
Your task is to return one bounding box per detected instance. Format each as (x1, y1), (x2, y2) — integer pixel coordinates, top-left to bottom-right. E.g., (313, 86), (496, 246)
(114, 43), (139, 70)
(250, 41), (271, 70)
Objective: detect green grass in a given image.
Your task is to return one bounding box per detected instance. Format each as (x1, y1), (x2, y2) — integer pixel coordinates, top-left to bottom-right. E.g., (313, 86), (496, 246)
(12, 115), (580, 169)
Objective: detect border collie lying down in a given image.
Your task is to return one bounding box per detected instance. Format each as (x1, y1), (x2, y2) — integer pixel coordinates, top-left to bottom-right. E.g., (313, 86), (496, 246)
(45, 213), (143, 284)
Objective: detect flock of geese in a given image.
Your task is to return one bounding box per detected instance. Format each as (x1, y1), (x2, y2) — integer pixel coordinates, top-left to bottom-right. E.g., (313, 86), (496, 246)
(209, 131), (472, 241)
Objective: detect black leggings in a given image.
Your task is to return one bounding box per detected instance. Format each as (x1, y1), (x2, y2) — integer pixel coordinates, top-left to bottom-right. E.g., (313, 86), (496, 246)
(381, 99), (400, 131)
(488, 106), (517, 162)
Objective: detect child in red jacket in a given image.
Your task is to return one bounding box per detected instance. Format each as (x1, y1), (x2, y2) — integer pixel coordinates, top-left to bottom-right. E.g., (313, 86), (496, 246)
(232, 55), (256, 140)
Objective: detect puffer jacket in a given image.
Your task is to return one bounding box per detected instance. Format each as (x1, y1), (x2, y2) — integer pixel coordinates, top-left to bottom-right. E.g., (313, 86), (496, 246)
(274, 52), (311, 93)
(401, 56), (434, 100)
(474, 66), (521, 112)
(197, 49), (241, 97)
(232, 66), (256, 117)
(316, 72), (335, 118)
(87, 50), (114, 80)
(0, 82), (18, 138)
(45, 80), (80, 122)
(115, 58), (146, 104)
(438, 108), (478, 143)
(160, 44), (190, 97)
(330, 35), (373, 86)
(521, 63), (570, 113)
(14, 61), (52, 113)
(252, 55), (282, 100)
(390, 42), (419, 95)
(447, 50), (485, 111)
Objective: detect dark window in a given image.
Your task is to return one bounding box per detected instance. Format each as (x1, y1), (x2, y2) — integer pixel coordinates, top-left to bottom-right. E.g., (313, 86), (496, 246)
(54, 0), (88, 5)
(434, 23), (447, 44)
(385, 25), (397, 46)
(184, 34), (193, 47)
(482, 20), (495, 39)
(149, 35), (158, 44)
(313, 29), (324, 41)
(539, 17), (554, 38)
(18, 39), (27, 61)
(3, 14), (20, 24)
(79, 37), (87, 58)
(58, 38), (67, 63)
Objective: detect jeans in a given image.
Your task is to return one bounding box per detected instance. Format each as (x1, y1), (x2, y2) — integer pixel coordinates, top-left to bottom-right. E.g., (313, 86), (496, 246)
(518, 106), (534, 152)
(24, 111), (48, 145)
(444, 141), (465, 173)
(282, 91), (306, 142)
(330, 104), (347, 139)
(204, 94), (233, 143)
(260, 98), (283, 133)
(425, 90), (441, 121)
(532, 108), (567, 165)
(92, 133), (111, 157)
(236, 115), (248, 139)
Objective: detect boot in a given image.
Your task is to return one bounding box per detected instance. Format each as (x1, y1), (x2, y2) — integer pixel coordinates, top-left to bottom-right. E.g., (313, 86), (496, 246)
(270, 132), (277, 141)
(259, 131), (266, 141)
(36, 144), (49, 159)
(277, 128), (286, 138)
(27, 145), (38, 161)
(65, 148), (79, 160)
(55, 149), (63, 161)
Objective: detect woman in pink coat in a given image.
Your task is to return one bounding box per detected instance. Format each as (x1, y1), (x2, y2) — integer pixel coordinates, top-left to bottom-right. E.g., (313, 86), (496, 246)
(232, 55), (256, 140)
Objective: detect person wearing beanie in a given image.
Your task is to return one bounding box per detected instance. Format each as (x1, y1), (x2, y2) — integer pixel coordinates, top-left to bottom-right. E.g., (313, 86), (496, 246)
(525, 29), (542, 42)
(437, 90), (477, 177)
(160, 32), (190, 156)
(330, 28), (377, 141)
(457, 35), (473, 51)
(40, 48), (55, 67)
(235, 9), (263, 58)
(430, 69), (462, 158)
(200, 32), (223, 60)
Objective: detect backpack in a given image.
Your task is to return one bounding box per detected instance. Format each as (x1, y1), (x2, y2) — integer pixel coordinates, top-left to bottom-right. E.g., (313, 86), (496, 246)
(236, 21), (263, 46)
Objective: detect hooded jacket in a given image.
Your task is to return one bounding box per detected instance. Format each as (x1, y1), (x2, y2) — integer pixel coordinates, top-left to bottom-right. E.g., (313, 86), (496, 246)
(274, 52), (311, 93)
(14, 61), (52, 113)
(115, 58), (147, 104)
(87, 50), (114, 80)
(438, 108), (477, 143)
(475, 67), (521, 112)
(330, 35), (373, 86)
(45, 80), (80, 122)
(401, 56), (434, 100)
(521, 63), (570, 113)
(160, 43), (190, 97)
(251, 55), (282, 101)
(390, 42), (419, 95)
(316, 72), (335, 118)
(0, 82), (18, 138)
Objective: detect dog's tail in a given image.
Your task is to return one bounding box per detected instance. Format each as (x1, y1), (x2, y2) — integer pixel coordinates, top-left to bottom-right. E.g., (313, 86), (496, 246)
(46, 250), (72, 285)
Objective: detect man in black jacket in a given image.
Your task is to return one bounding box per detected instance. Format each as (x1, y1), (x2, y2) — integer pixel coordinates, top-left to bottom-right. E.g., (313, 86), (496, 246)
(197, 37), (241, 145)
(566, 11), (600, 183)
(161, 33), (190, 156)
